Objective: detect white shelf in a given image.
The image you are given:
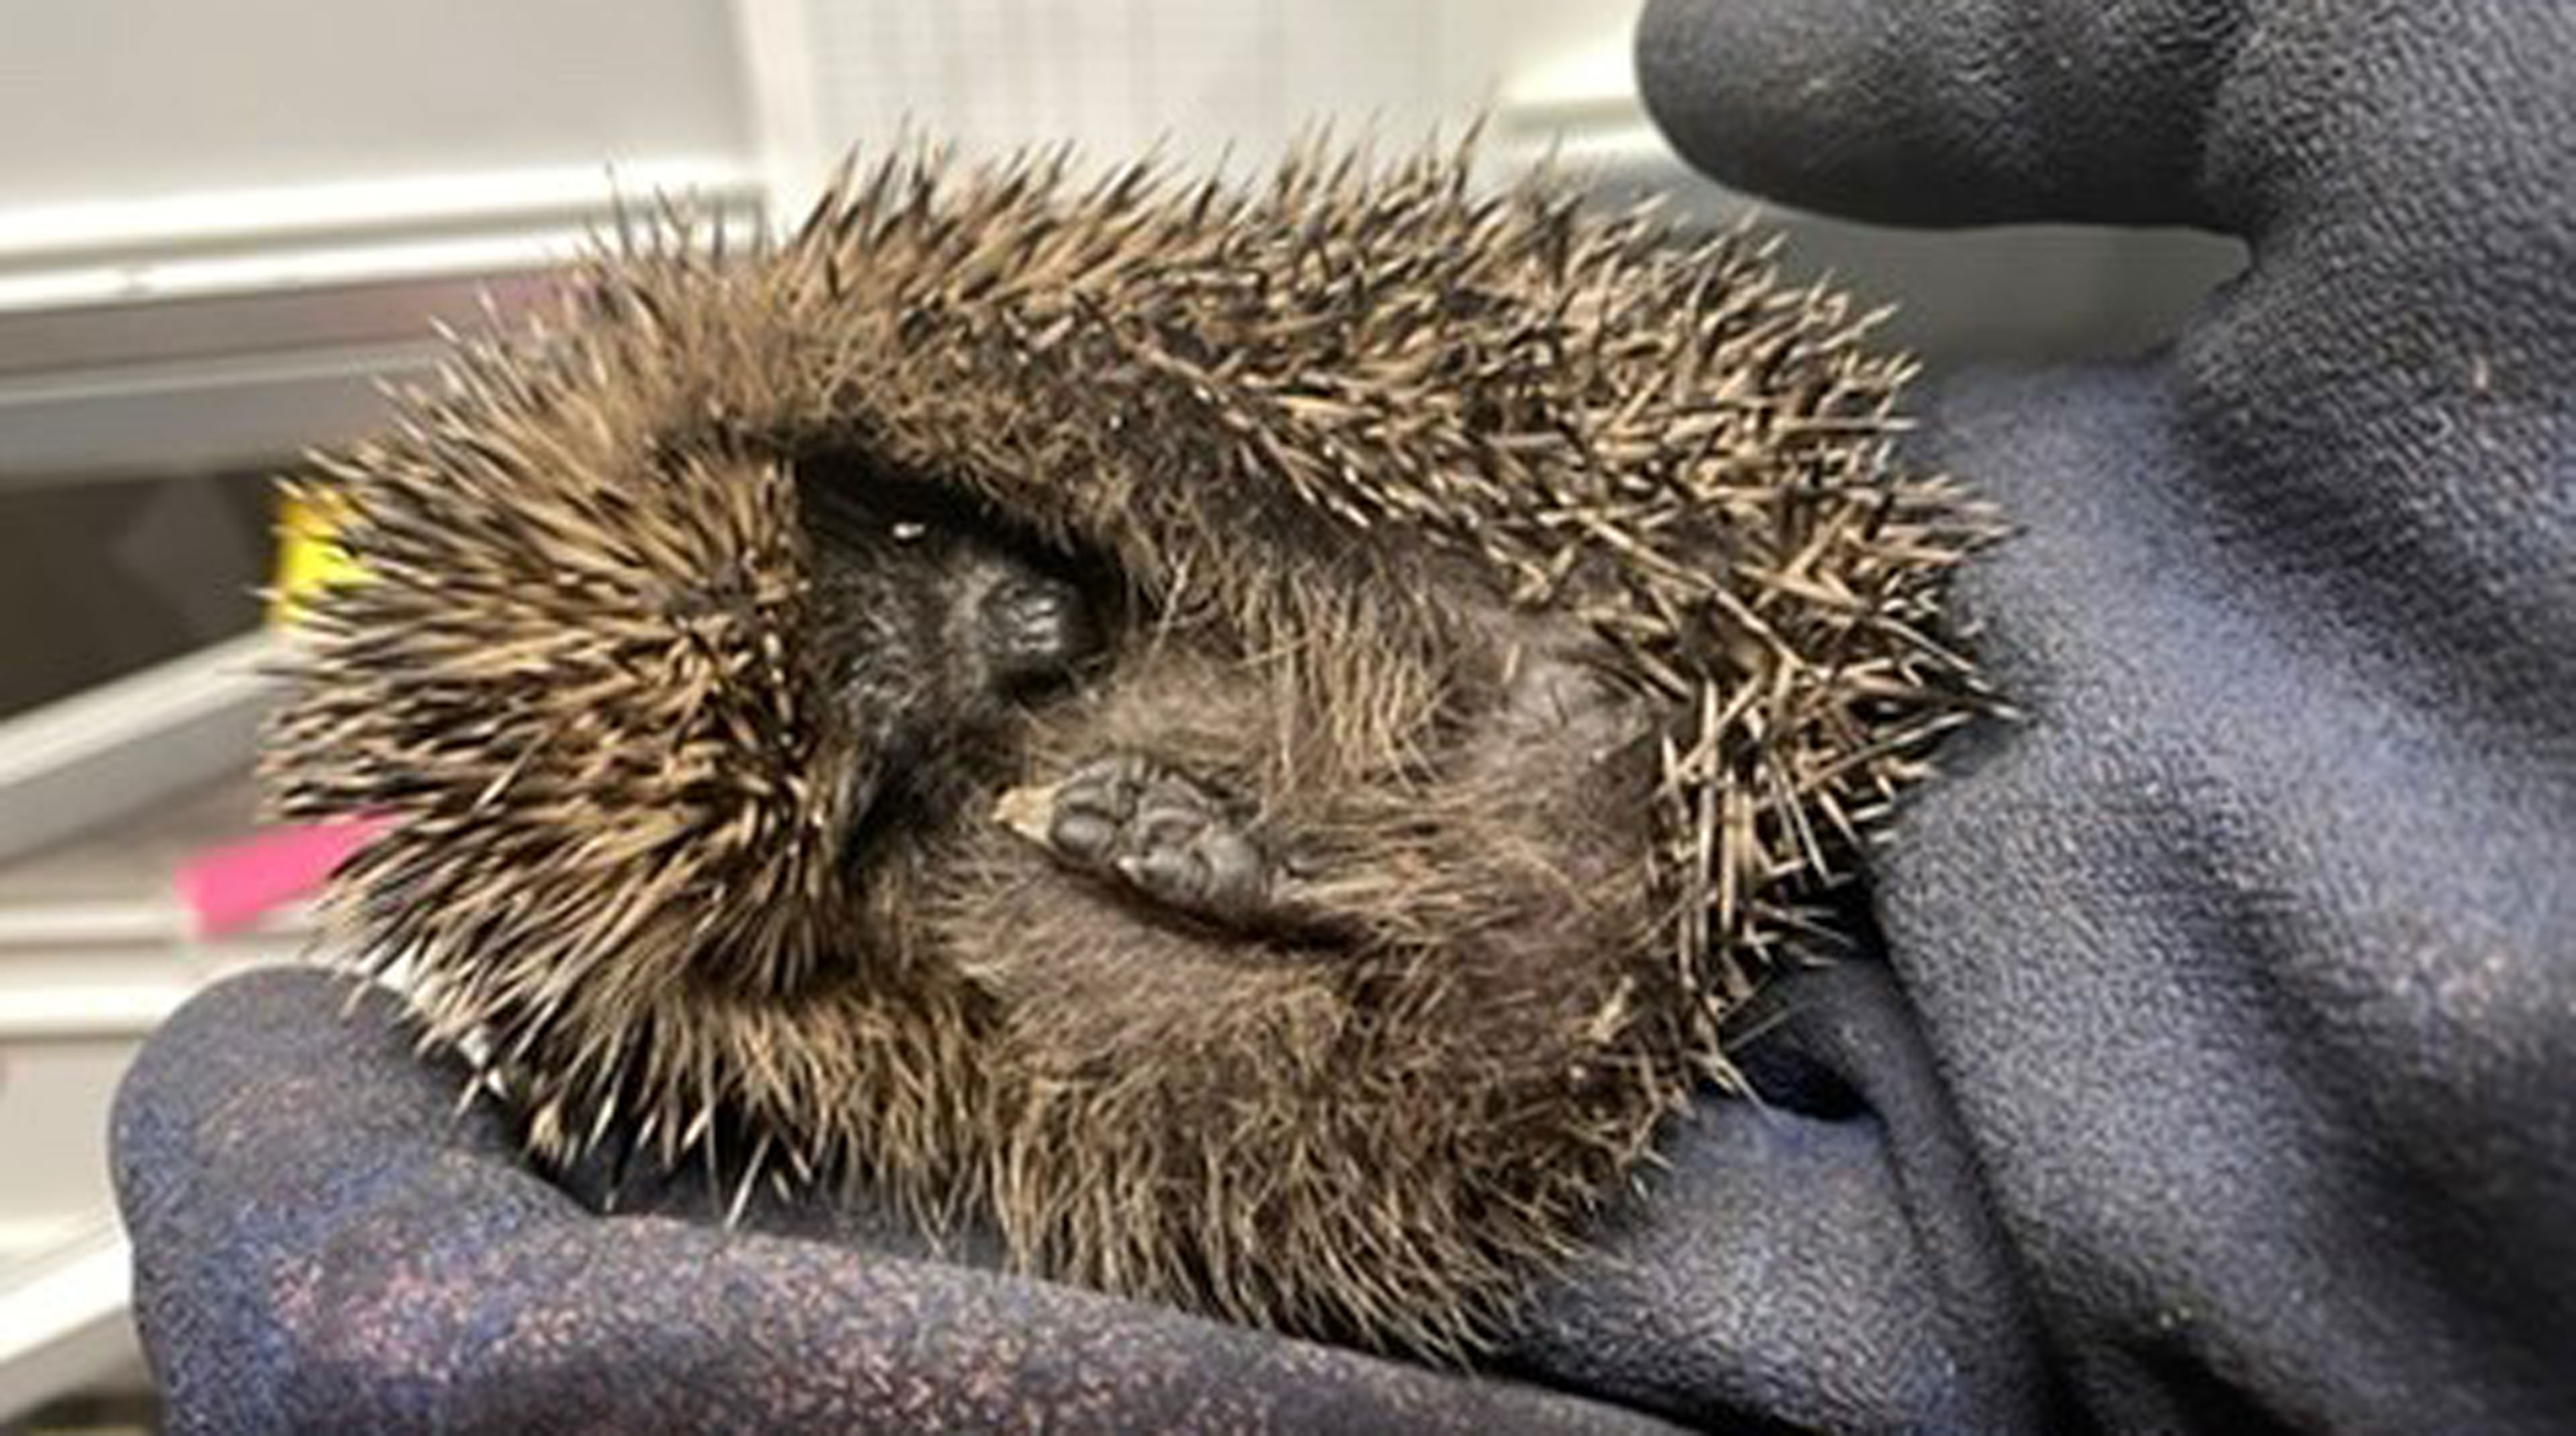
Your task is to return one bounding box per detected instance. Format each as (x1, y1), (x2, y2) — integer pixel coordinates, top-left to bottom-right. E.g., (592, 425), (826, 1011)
(0, 1223), (138, 1421)
(0, 633), (276, 871)
(0, 643), (305, 1421)
(0, 165), (763, 489)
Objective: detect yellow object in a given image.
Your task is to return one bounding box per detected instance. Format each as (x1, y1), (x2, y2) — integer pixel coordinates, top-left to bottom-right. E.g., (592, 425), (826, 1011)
(270, 489), (365, 626)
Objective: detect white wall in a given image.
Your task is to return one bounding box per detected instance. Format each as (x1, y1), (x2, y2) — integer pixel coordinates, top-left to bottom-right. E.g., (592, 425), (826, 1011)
(708, 0), (1652, 224)
(0, 0), (753, 210)
(796, 0), (1640, 166)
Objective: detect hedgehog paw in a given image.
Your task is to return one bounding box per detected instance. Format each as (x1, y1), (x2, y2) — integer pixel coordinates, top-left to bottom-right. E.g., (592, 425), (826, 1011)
(998, 754), (1279, 927)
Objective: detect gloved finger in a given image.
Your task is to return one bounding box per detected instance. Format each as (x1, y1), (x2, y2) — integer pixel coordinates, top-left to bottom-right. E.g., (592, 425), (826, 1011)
(113, 970), (1674, 1433)
(1634, 0), (2244, 229)
(1869, 350), (2576, 1429)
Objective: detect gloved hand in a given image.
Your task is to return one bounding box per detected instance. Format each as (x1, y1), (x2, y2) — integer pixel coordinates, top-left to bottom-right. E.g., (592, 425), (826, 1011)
(1505, 1), (2572, 1431)
(111, 968), (1673, 1434)
(113, 3), (2574, 1432)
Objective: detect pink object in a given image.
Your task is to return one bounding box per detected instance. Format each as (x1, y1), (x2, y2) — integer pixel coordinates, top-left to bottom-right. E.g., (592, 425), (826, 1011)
(174, 818), (386, 937)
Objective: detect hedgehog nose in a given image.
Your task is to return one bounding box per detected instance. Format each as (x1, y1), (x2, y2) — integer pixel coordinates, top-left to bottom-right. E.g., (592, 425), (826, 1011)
(979, 571), (1097, 684)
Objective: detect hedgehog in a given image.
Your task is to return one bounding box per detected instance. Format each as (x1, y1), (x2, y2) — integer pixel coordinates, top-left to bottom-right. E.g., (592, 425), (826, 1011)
(265, 136), (1994, 1358)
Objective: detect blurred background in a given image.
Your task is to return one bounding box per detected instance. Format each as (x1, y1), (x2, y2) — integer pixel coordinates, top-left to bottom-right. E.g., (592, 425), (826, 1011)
(0, 1), (2239, 1427)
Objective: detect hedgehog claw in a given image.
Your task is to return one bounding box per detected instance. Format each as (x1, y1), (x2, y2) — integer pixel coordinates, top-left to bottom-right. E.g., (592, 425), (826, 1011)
(1046, 808), (1118, 862)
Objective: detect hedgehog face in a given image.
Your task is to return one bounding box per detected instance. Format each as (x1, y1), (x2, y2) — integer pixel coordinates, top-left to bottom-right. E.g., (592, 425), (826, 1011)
(795, 460), (1106, 861)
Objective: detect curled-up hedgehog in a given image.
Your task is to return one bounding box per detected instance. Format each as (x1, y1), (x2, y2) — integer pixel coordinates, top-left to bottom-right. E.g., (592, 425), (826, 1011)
(266, 137), (1994, 1357)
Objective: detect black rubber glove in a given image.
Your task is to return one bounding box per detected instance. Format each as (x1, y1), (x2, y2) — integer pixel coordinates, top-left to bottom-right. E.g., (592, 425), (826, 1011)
(1509, 1), (2571, 1431)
